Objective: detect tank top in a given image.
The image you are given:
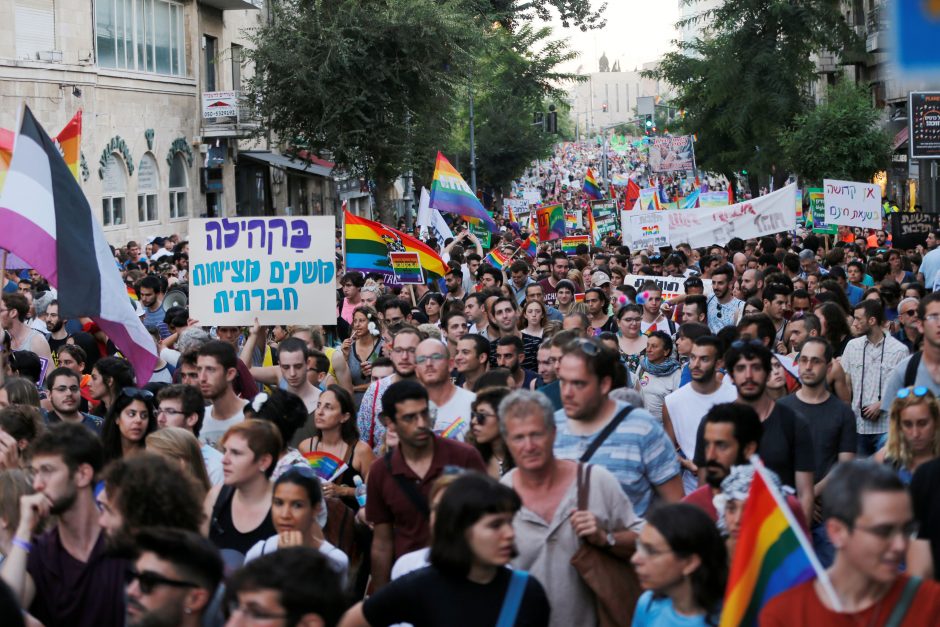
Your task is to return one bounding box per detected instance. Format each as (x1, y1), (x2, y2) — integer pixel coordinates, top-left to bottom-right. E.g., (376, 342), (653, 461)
(209, 486), (277, 573)
(12, 327), (41, 352)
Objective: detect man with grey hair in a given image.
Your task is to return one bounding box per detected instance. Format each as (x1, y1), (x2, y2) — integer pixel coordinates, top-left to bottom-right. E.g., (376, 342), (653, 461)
(798, 248), (827, 279)
(894, 296), (921, 352)
(499, 389), (642, 627)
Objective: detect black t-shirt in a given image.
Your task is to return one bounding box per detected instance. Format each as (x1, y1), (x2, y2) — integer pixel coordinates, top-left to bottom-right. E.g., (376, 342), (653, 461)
(777, 394), (856, 483)
(693, 402), (815, 488)
(912, 458), (940, 580)
(363, 565), (550, 627)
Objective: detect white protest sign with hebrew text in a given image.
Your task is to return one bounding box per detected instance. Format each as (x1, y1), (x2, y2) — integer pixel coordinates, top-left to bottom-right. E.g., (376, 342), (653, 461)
(624, 274), (713, 303)
(190, 216), (337, 326)
(624, 212), (670, 249)
(823, 179), (882, 230)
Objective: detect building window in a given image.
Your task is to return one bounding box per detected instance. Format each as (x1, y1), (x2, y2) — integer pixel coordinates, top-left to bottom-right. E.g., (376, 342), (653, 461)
(231, 43), (243, 90)
(15, 0), (55, 61)
(169, 153), (188, 218)
(101, 154), (127, 227)
(138, 153), (159, 223)
(96, 0), (184, 76)
(204, 35), (217, 92)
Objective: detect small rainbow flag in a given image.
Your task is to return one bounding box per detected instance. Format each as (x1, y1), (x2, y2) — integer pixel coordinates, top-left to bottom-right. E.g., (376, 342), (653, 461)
(586, 206), (600, 245)
(506, 204), (518, 226)
(562, 235), (590, 255)
(720, 462), (836, 627)
(302, 451), (349, 482)
(429, 152), (497, 232)
(582, 167), (603, 200)
(574, 293), (585, 303)
(56, 110), (82, 182)
(126, 284), (138, 301)
(565, 213), (579, 231)
(521, 233), (538, 258)
(344, 210), (447, 287)
(485, 248), (511, 269)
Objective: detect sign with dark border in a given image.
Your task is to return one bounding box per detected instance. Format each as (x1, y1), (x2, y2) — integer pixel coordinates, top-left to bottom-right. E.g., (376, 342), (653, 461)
(909, 92), (940, 160)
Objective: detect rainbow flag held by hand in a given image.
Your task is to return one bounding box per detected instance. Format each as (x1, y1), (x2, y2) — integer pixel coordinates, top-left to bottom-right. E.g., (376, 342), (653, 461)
(521, 233), (538, 258)
(586, 206), (600, 245)
(344, 210), (447, 288)
(302, 451), (349, 482)
(485, 248), (510, 269)
(583, 167), (603, 200)
(429, 152), (498, 232)
(720, 462), (838, 627)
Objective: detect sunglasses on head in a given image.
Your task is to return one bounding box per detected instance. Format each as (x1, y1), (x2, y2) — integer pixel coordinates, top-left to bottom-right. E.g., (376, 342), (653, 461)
(121, 387), (154, 402)
(897, 386), (930, 399)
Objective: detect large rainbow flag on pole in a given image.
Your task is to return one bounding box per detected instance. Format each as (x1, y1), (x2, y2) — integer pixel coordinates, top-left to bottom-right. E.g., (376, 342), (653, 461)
(536, 203), (565, 242)
(429, 152), (497, 232)
(0, 110), (81, 188)
(720, 460), (840, 627)
(582, 167), (603, 200)
(344, 209), (447, 287)
(586, 205), (601, 245)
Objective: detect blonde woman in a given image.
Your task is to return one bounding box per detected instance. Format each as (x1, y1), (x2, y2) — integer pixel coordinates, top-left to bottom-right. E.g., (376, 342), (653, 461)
(146, 427), (213, 497)
(875, 386), (940, 484)
(566, 268), (585, 293)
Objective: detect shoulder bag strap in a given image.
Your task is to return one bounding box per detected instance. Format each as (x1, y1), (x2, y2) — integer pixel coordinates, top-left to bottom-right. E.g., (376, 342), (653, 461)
(369, 382), (381, 448)
(904, 352), (923, 388)
(580, 406), (636, 463)
(576, 463), (593, 512)
(384, 452), (430, 518)
(884, 576), (922, 627)
(495, 570), (530, 627)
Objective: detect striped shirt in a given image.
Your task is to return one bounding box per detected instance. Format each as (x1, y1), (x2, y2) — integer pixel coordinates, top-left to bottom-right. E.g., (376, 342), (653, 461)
(840, 333), (909, 434)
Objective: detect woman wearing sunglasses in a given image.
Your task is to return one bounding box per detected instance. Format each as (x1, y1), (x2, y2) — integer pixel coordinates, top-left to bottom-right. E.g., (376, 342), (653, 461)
(467, 386), (514, 479)
(874, 386), (940, 485)
(244, 466), (349, 582)
(101, 387), (158, 463)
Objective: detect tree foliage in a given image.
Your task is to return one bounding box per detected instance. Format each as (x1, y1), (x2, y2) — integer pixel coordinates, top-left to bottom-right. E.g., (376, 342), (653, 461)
(779, 81), (891, 185)
(648, 0), (860, 195)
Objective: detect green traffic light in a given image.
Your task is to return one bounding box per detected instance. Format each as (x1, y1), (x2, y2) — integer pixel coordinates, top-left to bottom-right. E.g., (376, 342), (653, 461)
(741, 169), (748, 176)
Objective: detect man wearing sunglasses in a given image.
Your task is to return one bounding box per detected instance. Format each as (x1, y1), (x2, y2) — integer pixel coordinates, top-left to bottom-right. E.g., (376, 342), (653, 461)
(761, 461), (940, 625)
(126, 527), (223, 627)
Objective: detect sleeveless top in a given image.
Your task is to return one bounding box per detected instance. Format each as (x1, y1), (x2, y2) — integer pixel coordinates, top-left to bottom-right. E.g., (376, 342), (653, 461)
(348, 338), (382, 406)
(12, 327), (42, 352)
(209, 486), (277, 573)
(305, 438), (361, 511)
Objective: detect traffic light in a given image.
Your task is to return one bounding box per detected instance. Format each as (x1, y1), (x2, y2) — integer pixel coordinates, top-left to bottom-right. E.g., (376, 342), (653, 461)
(741, 169), (749, 176)
(645, 115), (653, 129)
(602, 103), (608, 113)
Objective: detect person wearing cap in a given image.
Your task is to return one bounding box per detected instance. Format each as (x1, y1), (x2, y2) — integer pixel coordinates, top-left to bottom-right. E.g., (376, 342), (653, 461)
(149, 236), (175, 261)
(590, 270), (612, 298)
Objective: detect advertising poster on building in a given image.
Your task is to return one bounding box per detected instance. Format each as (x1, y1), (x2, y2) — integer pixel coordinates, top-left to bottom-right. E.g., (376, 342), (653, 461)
(910, 92), (940, 159)
(649, 136), (696, 172)
(190, 216), (337, 325)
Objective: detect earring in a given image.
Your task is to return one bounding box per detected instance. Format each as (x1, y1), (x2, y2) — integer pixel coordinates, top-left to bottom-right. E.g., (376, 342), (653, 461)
(184, 607), (192, 615)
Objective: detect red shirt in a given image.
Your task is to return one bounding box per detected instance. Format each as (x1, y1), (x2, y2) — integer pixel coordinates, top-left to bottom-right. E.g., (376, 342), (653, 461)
(366, 435), (486, 558)
(759, 575), (940, 627)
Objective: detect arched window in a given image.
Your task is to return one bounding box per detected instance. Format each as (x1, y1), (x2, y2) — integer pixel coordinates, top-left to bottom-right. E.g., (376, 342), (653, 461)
(101, 154), (127, 226)
(169, 153), (188, 218)
(137, 153), (159, 223)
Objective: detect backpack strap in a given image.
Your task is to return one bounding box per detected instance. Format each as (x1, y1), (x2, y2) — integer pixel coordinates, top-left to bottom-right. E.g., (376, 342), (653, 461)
(209, 484), (236, 537)
(904, 352), (923, 388)
(384, 451), (430, 518)
(884, 576), (922, 627)
(495, 570), (529, 627)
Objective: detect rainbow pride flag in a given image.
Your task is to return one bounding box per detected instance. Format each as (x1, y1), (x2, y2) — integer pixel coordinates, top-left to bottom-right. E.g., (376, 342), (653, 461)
(521, 233), (538, 258)
(429, 152), (497, 232)
(344, 210), (447, 287)
(586, 206), (600, 245)
(302, 451), (349, 482)
(565, 213), (579, 231)
(582, 167), (603, 200)
(562, 235), (590, 255)
(57, 110), (82, 182)
(536, 203), (565, 242)
(506, 204), (518, 226)
(485, 248), (510, 269)
(720, 463), (836, 627)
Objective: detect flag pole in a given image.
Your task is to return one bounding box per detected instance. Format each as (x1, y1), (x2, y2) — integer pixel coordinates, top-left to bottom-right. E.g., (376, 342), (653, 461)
(749, 455), (843, 612)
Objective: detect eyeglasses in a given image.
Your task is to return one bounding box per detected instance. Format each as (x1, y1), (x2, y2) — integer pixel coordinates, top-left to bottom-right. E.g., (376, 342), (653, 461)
(226, 601), (289, 621)
(472, 410), (496, 424)
(620, 317), (641, 324)
(125, 568), (199, 594)
(121, 387), (154, 401)
(415, 352), (448, 365)
(852, 520), (918, 541)
(924, 313), (940, 324)
(896, 386), (929, 399)
(155, 407), (184, 417)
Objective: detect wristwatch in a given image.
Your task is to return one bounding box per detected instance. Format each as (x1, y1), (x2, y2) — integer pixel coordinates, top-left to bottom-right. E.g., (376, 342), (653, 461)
(605, 531), (616, 547)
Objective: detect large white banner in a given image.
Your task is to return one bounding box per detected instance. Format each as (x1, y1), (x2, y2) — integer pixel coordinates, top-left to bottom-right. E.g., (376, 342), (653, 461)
(823, 179), (882, 230)
(624, 274), (713, 302)
(663, 184), (798, 248)
(190, 216), (337, 326)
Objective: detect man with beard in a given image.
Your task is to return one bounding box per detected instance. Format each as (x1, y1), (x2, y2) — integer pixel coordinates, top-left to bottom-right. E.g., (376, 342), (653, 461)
(553, 338), (682, 517)
(778, 337), (856, 566)
(0, 423), (126, 626)
(705, 266), (744, 333)
(357, 326), (426, 452)
(44, 367), (102, 433)
(441, 308), (469, 359)
(125, 527), (223, 627)
(365, 380), (485, 589)
(683, 403), (807, 529)
(495, 335), (540, 391)
(43, 300), (69, 356)
(415, 338), (475, 441)
(662, 336), (738, 494)
(97, 454), (204, 551)
(538, 251), (569, 307)
(692, 340), (815, 523)
(195, 341), (249, 450)
(454, 334), (490, 392)
(137, 275), (169, 339)
(740, 268), (764, 301)
(463, 292), (490, 335)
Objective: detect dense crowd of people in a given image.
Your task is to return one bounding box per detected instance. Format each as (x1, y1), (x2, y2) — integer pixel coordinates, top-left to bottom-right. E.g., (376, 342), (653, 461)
(1, 143), (940, 625)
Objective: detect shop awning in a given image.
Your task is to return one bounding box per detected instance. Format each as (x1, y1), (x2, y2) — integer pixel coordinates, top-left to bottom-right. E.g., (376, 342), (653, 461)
(239, 151), (333, 178)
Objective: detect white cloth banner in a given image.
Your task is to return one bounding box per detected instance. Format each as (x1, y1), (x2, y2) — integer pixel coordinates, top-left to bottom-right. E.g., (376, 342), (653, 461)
(624, 274), (713, 302)
(662, 184), (798, 248)
(417, 189), (454, 243)
(416, 187), (432, 234)
(189, 216), (337, 326)
(823, 179), (882, 230)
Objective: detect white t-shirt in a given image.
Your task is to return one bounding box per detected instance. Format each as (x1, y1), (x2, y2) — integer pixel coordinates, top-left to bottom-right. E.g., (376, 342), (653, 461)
(391, 547), (430, 580)
(431, 386), (476, 442)
(244, 535), (349, 583)
(202, 444), (224, 485)
(663, 380), (739, 494)
(199, 402), (247, 451)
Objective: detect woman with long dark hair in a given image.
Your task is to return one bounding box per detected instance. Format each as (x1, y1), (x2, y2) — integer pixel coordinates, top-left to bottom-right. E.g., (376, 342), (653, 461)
(101, 387), (157, 463)
(88, 356), (136, 417)
(339, 472), (549, 627)
(631, 503), (728, 626)
(814, 302), (852, 358)
(467, 387), (514, 478)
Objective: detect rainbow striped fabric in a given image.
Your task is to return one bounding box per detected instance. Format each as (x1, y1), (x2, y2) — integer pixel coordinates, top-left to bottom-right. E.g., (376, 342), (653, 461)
(484, 248), (510, 269)
(720, 465), (827, 627)
(582, 167), (603, 200)
(429, 152), (497, 232)
(344, 210), (447, 286)
(0, 110), (81, 189)
(536, 204), (565, 242)
(521, 233), (538, 258)
(565, 213), (579, 231)
(302, 451), (349, 482)
(586, 206), (600, 245)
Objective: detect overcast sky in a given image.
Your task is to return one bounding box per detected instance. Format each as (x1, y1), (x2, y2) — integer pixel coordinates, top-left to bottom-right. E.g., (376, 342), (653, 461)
(540, 1), (680, 74)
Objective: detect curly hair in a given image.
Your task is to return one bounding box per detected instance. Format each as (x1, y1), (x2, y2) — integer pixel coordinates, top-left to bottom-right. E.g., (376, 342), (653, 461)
(101, 453), (204, 535)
